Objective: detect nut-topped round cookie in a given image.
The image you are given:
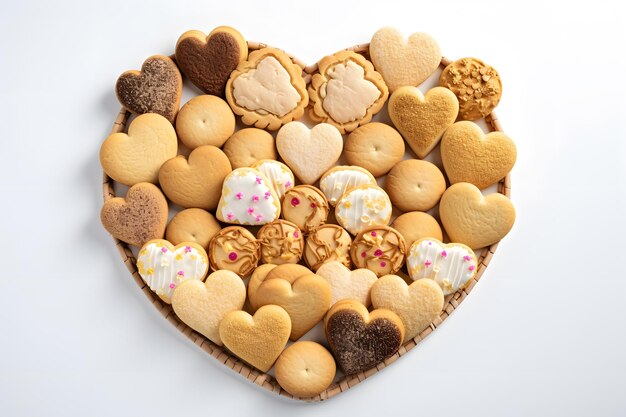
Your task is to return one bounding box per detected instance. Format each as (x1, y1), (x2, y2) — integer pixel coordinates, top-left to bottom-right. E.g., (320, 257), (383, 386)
(209, 226), (261, 278)
(350, 226), (407, 277)
(335, 184), (392, 235)
(281, 185), (330, 233)
(256, 220), (304, 265)
(303, 224), (352, 271)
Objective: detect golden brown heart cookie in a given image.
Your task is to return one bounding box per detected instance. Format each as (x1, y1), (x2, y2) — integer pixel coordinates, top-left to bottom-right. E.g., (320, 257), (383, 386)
(100, 113), (178, 186)
(369, 27), (441, 91)
(371, 275), (444, 342)
(324, 300), (405, 375)
(171, 270), (246, 346)
(100, 182), (168, 247)
(115, 55), (182, 123)
(439, 182), (516, 249)
(158, 145), (232, 210)
(226, 48), (308, 130)
(219, 305), (291, 372)
(309, 51), (388, 133)
(255, 273), (331, 340)
(388, 86), (459, 159)
(441, 121), (517, 189)
(175, 26), (248, 97)
(247, 263), (312, 311)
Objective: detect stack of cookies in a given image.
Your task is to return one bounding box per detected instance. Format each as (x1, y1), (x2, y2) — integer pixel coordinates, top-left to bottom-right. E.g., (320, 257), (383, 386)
(99, 26), (516, 399)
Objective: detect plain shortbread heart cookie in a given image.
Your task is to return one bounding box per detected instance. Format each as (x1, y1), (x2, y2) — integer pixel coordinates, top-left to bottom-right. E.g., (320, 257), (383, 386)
(439, 182), (516, 249)
(316, 261), (378, 307)
(276, 121), (343, 184)
(171, 270), (246, 346)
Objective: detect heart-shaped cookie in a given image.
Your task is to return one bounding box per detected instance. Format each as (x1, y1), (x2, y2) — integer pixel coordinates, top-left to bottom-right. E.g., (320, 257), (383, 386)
(101, 182), (168, 247)
(316, 261), (378, 307)
(158, 145), (232, 210)
(219, 305), (291, 372)
(255, 273), (331, 340)
(324, 300), (405, 375)
(439, 182), (516, 249)
(100, 113), (178, 186)
(441, 121), (517, 189)
(369, 27), (441, 91)
(171, 270), (246, 346)
(175, 26), (248, 96)
(276, 121), (343, 184)
(371, 275), (444, 342)
(388, 86), (459, 159)
(115, 55), (182, 123)
(406, 238), (477, 295)
(216, 167), (281, 225)
(136, 240), (209, 304)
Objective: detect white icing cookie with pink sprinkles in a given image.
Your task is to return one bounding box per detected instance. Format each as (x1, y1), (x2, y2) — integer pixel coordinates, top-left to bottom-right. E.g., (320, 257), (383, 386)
(406, 238), (477, 296)
(216, 167), (281, 225)
(251, 159), (295, 200)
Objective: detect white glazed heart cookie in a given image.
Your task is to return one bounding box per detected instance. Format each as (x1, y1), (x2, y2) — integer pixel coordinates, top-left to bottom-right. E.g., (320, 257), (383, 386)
(319, 166), (376, 206)
(335, 184), (392, 235)
(216, 167), (281, 225)
(137, 239), (209, 303)
(251, 159), (295, 200)
(406, 238), (477, 295)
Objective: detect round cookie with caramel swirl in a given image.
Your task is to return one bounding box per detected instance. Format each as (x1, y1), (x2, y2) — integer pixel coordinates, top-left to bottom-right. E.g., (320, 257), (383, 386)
(256, 220), (304, 265)
(304, 224), (352, 271)
(281, 185), (330, 234)
(350, 226), (407, 277)
(209, 226), (260, 278)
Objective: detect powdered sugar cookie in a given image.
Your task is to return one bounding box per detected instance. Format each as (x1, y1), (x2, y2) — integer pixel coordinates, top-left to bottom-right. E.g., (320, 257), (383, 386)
(335, 185), (392, 235)
(252, 160), (295, 200)
(208, 226), (260, 278)
(350, 226), (407, 277)
(319, 166), (376, 206)
(223, 128), (277, 169)
(216, 167), (281, 225)
(256, 220), (304, 265)
(303, 224), (352, 271)
(281, 185), (330, 233)
(137, 239), (209, 304)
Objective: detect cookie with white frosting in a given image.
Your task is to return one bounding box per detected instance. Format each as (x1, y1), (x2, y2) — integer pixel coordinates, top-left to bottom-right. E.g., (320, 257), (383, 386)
(335, 184), (392, 235)
(319, 166), (376, 206)
(252, 159), (295, 200)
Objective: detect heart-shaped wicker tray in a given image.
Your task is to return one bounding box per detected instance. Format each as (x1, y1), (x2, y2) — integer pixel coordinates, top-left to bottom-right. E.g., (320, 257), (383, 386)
(102, 41), (511, 402)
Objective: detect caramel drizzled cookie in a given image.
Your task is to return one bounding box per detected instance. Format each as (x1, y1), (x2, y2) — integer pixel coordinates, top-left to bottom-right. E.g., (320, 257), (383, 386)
(226, 47), (309, 130)
(309, 51), (388, 133)
(281, 185), (330, 234)
(303, 224), (352, 271)
(350, 226), (407, 277)
(256, 220), (304, 265)
(208, 226), (260, 278)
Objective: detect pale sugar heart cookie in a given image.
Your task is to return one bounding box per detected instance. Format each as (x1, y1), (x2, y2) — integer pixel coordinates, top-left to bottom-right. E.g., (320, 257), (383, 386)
(371, 275), (444, 342)
(226, 47), (308, 130)
(208, 226), (260, 278)
(388, 86), (459, 159)
(136, 239), (209, 304)
(439, 182), (516, 249)
(171, 270), (246, 346)
(115, 55), (182, 123)
(251, 160), (295, 200)
(275, 341), (336, 398)
(276, 121), (343, 185)
(219, 305), (291, 372)
(441, 121), (517, 189)
(369, 27), (441, 91)
(316, 261), (378, 307)
(309, 51), (388, 133)
(100, 113), (178, 186)
(319, 166), (376, 206)
(335, 184), (392, 235)
(216, 167), (281, 225)
(406, 238), (477, 295)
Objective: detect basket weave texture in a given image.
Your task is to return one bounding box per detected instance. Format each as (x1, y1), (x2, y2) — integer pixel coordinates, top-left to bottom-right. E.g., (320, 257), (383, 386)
(102, 41), (511, 402)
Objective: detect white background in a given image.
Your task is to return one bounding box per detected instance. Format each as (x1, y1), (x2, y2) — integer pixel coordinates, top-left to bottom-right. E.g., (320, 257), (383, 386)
(1, 0), (625, 416)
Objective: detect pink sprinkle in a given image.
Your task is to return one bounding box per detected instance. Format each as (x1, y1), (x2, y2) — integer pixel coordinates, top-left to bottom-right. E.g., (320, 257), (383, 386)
(252, 194), (260, 202)
(425, 260), (432, 267)
(468, 265), (476, 271)
(247, 207), (255, 215)
(226, 212), (234, 221)
(361, 251), (367, 258)
(169, 283), (176, 289)
(177, 270), (184, 276)
(291, 197), (300, 207)
(184, 246), (192, 253)
(255, 176), (262, 184)
(236, 192), (243, 200)
(285, 181), (292, 188)
(371, 231), (377, 237)
(293, 231), (299, 238)
(228, 252), (238, 261)
(310, 203), (316, 208)
(463, 255), (471, 262)
(255, 214), (263, 222)
(264, 191), (271, 199)
(428, 241), (432, 245)
(374, 249), (383, 257)
(161, 247), (168, 253)
(441, 250), (447, 258)
(380, 261), (387, 268)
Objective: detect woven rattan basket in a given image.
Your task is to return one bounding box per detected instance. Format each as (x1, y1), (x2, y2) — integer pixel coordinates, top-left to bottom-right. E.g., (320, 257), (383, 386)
(102, 41), (511, 402)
